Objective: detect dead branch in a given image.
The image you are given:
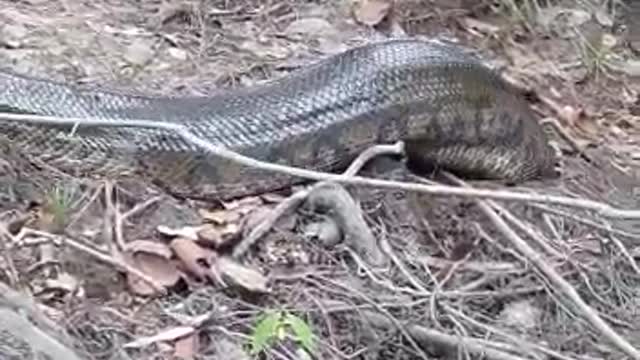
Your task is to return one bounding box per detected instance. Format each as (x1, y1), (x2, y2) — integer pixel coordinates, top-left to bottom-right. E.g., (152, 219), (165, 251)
(360, 309), (528, 360)
(443, 305), (575, 360)
(16, 229), (165, 293)
(444, 173), (640, 359)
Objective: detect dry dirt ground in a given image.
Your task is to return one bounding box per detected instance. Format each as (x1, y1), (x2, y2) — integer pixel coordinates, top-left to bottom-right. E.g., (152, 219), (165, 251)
(0, 0), (640, 359)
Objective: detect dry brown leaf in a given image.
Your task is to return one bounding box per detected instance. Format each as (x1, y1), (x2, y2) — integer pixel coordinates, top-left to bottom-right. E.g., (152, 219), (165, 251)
(170, 237), (215, 281)
(222, 196), (263, 211)
(260, 193), (287, 203)
(195, 224), (224, 248)
(137, 253), (181, 286)
(125, 252), (181, 295)
(122, 241), (180, 295)
(199, 208), (240, 224)
(174, 332), (199, 359)
(125, 273), (158, 296)
(241, 206), (297, 236)
(352, 0), (393, 26)
(218, 222), (241, 239)
(240, 207), (271, 232)
(216, 256), (269, 293)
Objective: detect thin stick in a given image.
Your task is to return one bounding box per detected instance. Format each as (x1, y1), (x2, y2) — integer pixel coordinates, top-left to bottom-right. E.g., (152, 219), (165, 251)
(446, 174), (640, 359)
(532, 204), (640, 239)
(360, 310), (527, 360)
(22, 229), (165, 293)
(121, 195), (162, 221)
(1, 112), (639, 219)
(444, 305), (576, 360)
(0, 226), (20, 286)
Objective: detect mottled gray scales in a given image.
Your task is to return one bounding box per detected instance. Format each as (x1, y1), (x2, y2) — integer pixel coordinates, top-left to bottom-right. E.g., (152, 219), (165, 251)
(0, 39), (556, 200)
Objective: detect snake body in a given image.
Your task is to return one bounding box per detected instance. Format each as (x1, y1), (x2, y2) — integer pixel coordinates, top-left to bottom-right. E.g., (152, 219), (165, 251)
(0, 38), (557, 200)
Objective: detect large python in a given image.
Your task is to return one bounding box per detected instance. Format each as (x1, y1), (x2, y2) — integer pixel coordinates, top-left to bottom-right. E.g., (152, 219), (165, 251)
(0, 38), (557, 201)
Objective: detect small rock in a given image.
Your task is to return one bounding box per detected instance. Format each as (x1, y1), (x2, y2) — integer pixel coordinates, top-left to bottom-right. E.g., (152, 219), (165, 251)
(593, 6), (612, 27)
(216, 256), (269, 293)
(352, 0), (394, 26)
(316, 38), (348, 55)
(1, 23), (29, 48)
(498, 299), (542, 331)
(303, 217), (342, 246)
(601, 33), (617, 49)
(213, 338), (250, 360)
(123, 39), (155, 66)
(241, 40), (289, 60)
(285, 18), (337, 37)
(537, 7), (591, 33)
(167, 47), (188, 61)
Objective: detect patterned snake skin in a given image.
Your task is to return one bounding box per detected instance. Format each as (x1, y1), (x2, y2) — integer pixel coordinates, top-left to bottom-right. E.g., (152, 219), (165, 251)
(0, 38), (557, 200)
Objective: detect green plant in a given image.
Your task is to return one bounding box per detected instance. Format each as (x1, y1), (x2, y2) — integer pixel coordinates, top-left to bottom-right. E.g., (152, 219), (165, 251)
(573, 28), (617, 81)
(494, 0), (546, 32)
(43, 184), (80, 232)
(249, 310), (316, 356)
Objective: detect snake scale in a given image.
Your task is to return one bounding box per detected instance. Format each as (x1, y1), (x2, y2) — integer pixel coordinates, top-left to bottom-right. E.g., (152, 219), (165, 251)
(0, 38), (557, 201)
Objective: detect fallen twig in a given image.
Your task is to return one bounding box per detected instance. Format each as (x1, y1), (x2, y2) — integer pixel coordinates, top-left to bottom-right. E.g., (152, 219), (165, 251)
(532, 204), (640, 240)
(443, 305), (576, 360)
(445, 173), (640, 359)
(321, 277), (432, 360)
(18, 229), (165, 293)
(358, 309), (528, 360)
(0, 225), (20, 286)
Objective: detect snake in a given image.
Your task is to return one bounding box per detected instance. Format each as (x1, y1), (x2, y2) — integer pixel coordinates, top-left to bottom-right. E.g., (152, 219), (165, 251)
(0, 38), (557, 201)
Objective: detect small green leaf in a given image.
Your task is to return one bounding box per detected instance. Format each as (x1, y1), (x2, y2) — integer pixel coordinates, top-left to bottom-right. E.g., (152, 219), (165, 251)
(284, 313), (315, 353)
(249, 311), (282, 355)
